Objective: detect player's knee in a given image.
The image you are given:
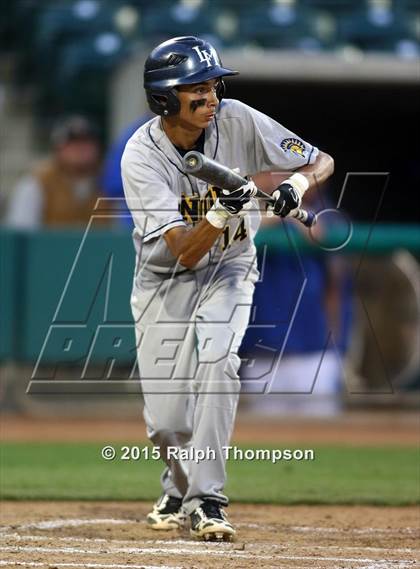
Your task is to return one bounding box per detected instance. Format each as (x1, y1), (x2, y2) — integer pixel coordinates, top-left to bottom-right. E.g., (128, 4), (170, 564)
(150, 428), (190, 448)
(198, 337), (235, 365)
(223, 351), (240, 376)
(196, 352), (241, 392)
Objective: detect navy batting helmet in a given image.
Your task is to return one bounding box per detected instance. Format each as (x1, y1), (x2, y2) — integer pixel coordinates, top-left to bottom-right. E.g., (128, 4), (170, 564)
(144, 36), (238, 116)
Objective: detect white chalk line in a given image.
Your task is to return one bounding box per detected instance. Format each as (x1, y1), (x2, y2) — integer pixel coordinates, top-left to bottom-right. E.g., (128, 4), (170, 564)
(21, 518), (138, 531)
(358, 563), (418, 569)
(6, 565), (412, 569)
(359, 566), (417, 569)
(0, 518), (140, 536)
(1, 533), (419, 555)
(287, 525), (420, 535)
(238, 523), (419, 536)
(0, 562), (182, 569)
(1, 518), (418, 537)
(0, 565), (349, 569)
(0, 545), (417, 565)
(0, 564), (376, 569)
(0, 565), (413, 569)
(0, 545), (261, 560)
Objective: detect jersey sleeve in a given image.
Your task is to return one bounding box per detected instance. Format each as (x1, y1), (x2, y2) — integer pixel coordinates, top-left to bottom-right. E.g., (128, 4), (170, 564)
(241, 101), (319, 173)
(121, 146), (186, 243)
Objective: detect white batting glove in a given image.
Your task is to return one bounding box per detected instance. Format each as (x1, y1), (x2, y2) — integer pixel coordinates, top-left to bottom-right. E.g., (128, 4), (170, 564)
(266, 173), (309, 218)
(206, 170), (257, 228)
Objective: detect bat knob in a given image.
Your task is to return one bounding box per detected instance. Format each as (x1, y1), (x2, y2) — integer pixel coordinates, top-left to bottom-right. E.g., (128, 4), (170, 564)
(185, 156), (198, 168)
(305, 211), (317, 228)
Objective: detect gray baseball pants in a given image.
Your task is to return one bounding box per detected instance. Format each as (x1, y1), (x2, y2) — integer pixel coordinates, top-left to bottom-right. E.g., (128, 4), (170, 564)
(131, 255), (258, 515)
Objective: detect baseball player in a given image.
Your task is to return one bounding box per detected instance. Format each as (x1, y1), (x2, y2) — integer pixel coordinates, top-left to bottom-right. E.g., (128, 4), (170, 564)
(122, 36), (334, 541)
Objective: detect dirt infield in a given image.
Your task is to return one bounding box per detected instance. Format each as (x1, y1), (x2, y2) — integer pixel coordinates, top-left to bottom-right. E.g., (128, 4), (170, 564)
(1, 413), (418, 567)
(0, 501), (419, 568)
(2, 410), (419, 445)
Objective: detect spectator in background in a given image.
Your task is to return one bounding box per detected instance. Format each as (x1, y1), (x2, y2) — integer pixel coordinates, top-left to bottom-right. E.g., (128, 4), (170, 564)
(6, 115), (103, 229)
(100, 113), (152, 228)
(241, 174), (352, 417)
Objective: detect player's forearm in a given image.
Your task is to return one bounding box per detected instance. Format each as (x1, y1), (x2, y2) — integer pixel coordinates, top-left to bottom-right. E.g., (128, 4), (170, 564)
(167, 219), (223, 269)
(262, 151), (334, 195)
(296, 150), (334, 190)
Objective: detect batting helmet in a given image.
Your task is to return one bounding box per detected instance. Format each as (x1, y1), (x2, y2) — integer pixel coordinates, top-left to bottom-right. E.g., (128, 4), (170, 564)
(144, 36), (238, 116)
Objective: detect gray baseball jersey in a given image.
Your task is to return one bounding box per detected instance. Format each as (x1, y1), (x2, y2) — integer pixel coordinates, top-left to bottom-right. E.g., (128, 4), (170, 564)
(122, 98), (319, 513)
(122, 98), (318, 274)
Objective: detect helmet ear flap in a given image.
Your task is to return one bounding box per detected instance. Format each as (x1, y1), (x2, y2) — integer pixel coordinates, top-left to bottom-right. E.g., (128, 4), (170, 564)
(146, 88), (180, 116)
(216, 79), (226, 101)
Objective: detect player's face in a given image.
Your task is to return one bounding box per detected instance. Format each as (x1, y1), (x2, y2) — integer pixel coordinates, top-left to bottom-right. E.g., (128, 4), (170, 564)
(177, 79), (220, 129)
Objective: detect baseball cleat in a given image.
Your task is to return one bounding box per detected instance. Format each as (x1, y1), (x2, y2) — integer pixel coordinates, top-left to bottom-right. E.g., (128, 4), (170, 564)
(146, 494), (187, 530)
(190, 500), (236, 541)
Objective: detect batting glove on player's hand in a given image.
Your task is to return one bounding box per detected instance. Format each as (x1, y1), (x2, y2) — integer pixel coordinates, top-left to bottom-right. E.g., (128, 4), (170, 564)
(267, 173), (309, 218)
(218, 179), (258, 215)
(206, 172), (257, 229)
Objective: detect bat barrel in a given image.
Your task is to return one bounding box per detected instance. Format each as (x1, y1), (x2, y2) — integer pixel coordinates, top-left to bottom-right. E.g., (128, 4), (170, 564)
(183, 151), (247, 190)
(183, 151), (317, 228)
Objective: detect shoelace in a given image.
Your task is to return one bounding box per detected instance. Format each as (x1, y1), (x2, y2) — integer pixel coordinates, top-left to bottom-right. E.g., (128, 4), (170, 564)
(201, 500), (223, 520)
(160, 496), (182, 513)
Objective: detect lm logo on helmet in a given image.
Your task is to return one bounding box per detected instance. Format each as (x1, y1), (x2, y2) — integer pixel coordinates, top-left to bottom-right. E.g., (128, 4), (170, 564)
(192, 45), (219, 68)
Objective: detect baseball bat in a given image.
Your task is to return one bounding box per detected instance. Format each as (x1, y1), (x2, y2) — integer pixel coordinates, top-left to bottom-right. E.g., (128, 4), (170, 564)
(183, 151), (317, 228)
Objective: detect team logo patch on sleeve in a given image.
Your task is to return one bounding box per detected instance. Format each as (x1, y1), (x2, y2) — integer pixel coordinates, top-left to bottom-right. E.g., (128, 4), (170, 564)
(280, 138), (306, 158)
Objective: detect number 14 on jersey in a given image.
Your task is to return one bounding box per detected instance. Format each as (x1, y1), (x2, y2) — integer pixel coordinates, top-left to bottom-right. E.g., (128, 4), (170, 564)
(221, 218), (247, 250)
